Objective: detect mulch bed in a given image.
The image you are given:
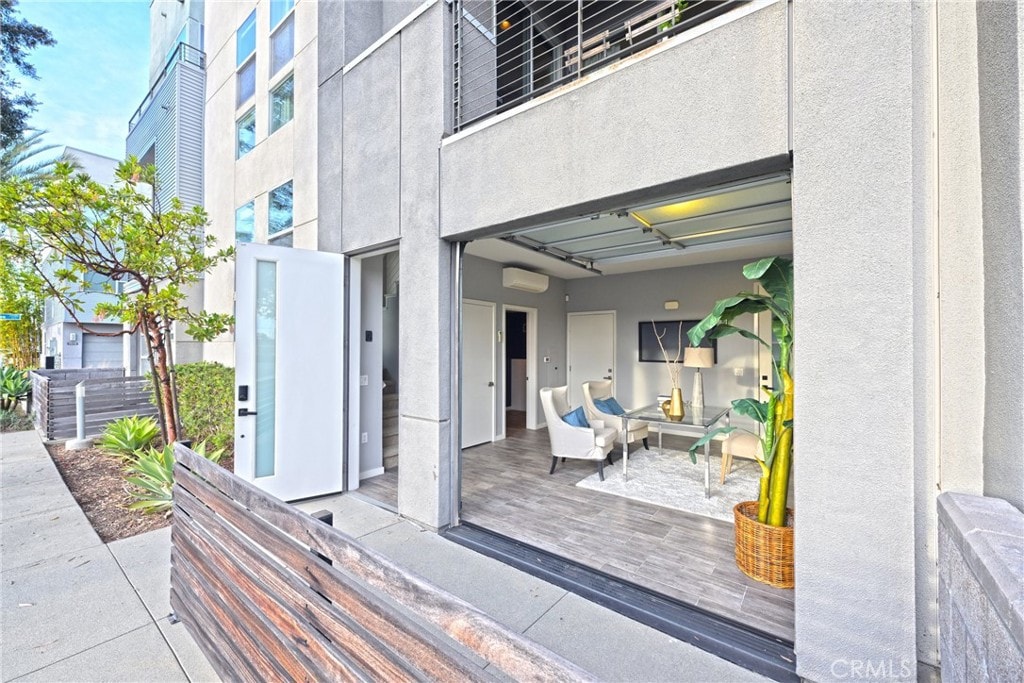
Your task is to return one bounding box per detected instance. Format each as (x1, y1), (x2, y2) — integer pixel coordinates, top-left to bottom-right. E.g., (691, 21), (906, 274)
(45, 442), (234, 543)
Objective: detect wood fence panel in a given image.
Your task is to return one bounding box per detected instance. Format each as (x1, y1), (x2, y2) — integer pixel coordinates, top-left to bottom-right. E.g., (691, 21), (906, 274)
(30, 370), (157, 439)
(171, 445), (594, 683)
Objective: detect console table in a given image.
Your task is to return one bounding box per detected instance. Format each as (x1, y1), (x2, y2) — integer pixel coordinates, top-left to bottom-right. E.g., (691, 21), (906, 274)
(620, 404), (731, 499)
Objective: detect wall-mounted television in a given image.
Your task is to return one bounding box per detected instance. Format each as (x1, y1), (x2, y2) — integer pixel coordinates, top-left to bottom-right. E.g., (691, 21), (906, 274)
(638, 320), (718, 364)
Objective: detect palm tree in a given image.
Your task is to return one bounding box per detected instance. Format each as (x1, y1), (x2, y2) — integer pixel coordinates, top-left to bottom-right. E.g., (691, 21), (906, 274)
(1, 129), (61, 184)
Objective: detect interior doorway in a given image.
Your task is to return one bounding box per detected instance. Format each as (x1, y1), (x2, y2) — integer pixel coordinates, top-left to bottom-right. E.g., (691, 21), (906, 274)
(346, 249), (400, 509)
(566, 311), (615, 409)
(461, 299), (496, 448)
(502, 304), (539, 436)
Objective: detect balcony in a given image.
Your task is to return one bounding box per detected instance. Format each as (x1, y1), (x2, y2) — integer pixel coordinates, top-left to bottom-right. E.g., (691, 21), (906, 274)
(128, 43), (206, 134)
(452, 0), (743, 131)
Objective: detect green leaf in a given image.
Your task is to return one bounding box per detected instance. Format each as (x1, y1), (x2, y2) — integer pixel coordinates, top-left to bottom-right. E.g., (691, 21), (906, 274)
(686, 426), (736, 463)
(707, 324), (770, 348)
(730, 398), (769, 424)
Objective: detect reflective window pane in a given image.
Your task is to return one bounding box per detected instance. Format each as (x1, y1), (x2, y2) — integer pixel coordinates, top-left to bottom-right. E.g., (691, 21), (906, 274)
(236, 10), (256, 66)
(254, 260), (277, 477)
(268, 181), (293, 234)
(237, 58), (256, 106)
(268, 231), (293, 248)
(270, 75), (294, 133)
(271, 15), (294, 76)
(270, 0), (294, 29)
(235, 201), (255, 243)
(236, 109), (255, 158)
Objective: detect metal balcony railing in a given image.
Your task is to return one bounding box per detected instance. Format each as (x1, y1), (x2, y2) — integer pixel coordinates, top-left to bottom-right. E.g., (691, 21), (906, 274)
(128, 43), (206, 134)
(452, 0), (743, 132)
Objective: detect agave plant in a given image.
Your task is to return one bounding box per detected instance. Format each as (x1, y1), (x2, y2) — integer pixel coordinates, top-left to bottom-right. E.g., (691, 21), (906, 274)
(0, 365), (30, 410)
(687, 257), (794, 527)
(97, 415), (161, 458)
(126, 442), (224, 515)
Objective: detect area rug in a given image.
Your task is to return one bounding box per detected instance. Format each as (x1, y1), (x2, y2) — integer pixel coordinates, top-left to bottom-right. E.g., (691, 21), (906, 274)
(576, 448), (761, 522)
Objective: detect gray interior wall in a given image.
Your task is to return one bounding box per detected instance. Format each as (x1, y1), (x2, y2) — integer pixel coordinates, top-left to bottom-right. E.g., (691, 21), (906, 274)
(360, 255), (385, 476)
(977, 0), (1024, 512)
(791, 2), (923, 679)
(462, 254), (568, 433)
(565, 259), (763, 420)
(440, 1), (789, 238)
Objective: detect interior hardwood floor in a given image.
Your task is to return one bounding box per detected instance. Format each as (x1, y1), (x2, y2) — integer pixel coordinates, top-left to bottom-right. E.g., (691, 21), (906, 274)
(357, 424), (794, 641)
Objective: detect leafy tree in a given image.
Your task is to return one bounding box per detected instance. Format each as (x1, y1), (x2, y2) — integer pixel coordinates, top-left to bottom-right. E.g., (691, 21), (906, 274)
(0, 0), (56, 147)
(0, 252), (44, 369)
(2, 129), (62, 184)
(0, 157), (233, 443)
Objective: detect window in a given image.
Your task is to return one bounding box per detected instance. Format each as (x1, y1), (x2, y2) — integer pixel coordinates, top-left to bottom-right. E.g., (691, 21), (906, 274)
(235, 201), (255, 243)
(270, 75), (294, 133)
(270, 0), (294, 30)
(270, 15), (294, 76)
(269, 232), (293, 247)
(268, 181), (293, 235)
(236, 11), (256, 66)
(237, 58), (256, 107)
(236, 109), (256, 158)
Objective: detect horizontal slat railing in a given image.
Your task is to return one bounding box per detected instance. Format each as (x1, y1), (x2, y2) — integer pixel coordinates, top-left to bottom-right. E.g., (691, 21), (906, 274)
(171, 445), (594, 682)
(453, 0), (743, 131)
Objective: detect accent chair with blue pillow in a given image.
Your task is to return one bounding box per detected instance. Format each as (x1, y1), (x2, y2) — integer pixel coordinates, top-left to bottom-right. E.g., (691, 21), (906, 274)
(582, 379), (651, 451)
(540, 386), (618, 481)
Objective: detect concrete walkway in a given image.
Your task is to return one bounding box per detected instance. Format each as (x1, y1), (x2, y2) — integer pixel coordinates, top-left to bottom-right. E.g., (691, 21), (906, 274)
(0, 430), (217, 682)
(2, 427), (763, 682)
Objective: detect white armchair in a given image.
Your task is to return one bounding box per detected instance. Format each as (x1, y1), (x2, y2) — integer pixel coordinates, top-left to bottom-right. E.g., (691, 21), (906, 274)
(540, 386), (618, 481)
(582, 380), (650, 451)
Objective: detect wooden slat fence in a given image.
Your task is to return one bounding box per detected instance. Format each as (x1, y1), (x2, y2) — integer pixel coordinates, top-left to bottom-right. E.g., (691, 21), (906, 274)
(30, 369), (158, 440)
(171, 445), (594, 682)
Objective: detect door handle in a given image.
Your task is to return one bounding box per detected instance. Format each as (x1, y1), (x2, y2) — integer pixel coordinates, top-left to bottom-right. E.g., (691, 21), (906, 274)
(487, 381), (495, 387)
(603, 375), (612, 380)
(238, 408), (258, 416)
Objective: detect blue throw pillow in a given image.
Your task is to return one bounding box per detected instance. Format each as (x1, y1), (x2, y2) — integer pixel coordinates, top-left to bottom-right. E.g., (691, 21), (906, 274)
(595, 397), (626, 415)
(562, 406), (590, 428)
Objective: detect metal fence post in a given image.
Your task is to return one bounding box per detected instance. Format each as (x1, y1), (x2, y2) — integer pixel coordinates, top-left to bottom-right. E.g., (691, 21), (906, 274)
(66, 381), (92, 451)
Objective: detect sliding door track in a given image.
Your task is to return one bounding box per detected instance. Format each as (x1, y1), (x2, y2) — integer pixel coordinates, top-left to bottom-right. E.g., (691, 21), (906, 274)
(444, 522), (797, 682)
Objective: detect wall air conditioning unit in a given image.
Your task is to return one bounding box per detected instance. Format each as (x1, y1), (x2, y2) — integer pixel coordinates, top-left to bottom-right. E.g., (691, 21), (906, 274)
(502, 267), (549, 294)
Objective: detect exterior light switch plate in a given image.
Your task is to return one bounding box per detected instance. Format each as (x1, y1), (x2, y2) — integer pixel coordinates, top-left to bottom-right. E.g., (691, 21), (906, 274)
(360, 375), (368, 386)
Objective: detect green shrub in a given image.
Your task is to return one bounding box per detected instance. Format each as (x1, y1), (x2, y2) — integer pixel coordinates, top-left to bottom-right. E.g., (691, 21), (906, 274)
(0, 366), (30, 410)
(97, 415), (161, 458)
(126, 441), (224, 515)
(0, 408), (34, 433)
(173, 362), (234, 452)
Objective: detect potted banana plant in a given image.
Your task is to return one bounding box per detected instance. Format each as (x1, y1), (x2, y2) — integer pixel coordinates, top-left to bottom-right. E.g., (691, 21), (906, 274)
(686, 256), (794, 588)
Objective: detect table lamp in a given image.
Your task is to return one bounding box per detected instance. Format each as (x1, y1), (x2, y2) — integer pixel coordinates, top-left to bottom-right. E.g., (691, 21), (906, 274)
(683, 347), (714, 408)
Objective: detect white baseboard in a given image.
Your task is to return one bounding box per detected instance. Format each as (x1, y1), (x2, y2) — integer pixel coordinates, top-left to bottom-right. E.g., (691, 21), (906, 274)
(359, 466), (385, 479)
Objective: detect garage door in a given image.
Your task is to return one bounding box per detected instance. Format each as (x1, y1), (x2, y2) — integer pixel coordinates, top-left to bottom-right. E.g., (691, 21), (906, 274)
(82, 333), (123, 368)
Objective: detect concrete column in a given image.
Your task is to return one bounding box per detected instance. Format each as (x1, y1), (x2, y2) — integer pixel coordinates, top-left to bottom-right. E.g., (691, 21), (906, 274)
(396, 3), (454, 530)
(791, 2), (926, 679)
(977, 0), (1024, 512)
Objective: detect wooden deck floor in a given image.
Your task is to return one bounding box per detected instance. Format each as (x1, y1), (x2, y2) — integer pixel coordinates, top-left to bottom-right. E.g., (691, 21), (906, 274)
(357, 415), (794, 641)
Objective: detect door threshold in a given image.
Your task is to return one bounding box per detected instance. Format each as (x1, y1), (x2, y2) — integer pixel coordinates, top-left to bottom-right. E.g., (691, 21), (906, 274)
(443, 522), (797, 682)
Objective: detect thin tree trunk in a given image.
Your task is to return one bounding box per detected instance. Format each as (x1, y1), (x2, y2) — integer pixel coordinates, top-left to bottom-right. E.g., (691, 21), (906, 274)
(163, 317), (183, 440)
(141, 317), (168, 444)
(146, 315), (178, 444)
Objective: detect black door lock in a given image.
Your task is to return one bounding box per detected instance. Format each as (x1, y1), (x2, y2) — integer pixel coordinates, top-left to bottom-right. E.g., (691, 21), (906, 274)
(238, 385), (249, 401)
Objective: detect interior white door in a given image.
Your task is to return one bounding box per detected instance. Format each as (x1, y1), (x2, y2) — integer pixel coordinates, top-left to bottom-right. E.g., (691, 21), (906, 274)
(235, 242), (345, 501)
(462, 299), (495, 448)
(567, 312), (616, 408)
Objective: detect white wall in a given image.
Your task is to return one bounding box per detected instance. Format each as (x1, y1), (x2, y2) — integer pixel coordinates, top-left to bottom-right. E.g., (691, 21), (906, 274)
(566, 259), (765, 418)
(359, 255), (384, 477)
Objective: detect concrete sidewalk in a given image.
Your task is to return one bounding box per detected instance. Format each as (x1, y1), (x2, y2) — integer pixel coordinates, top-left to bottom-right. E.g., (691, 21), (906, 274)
(2, 427), (763, 682)
(0, 430), (217, 683)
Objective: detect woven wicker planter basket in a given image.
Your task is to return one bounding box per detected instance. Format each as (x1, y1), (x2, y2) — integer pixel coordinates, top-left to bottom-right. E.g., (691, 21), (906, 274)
(734, 501), (794, 589)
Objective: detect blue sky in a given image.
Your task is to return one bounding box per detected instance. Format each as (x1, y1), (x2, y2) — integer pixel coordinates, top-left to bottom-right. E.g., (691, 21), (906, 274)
(16, 1), (150, 160)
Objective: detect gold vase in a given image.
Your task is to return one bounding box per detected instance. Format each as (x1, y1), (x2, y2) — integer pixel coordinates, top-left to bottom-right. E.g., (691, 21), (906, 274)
(660, 388), (685, 421)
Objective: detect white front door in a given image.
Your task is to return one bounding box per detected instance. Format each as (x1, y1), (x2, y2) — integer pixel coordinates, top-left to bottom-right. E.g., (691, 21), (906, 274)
(235, 243), (345, 501)
(567, 311), (616, 408)
(461, 299), (495, 448)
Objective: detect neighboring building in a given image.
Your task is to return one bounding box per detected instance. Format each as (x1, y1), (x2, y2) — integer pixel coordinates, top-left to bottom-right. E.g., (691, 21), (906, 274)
(40, 148), (126, 370)
(201, 1), (1024, 681)
(125, 0), (207, 369)
(202, 0), (318, 365)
